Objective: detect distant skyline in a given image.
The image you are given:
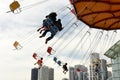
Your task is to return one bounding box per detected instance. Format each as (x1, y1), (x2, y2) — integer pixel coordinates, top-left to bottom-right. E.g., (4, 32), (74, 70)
(0, 0), (118, 80)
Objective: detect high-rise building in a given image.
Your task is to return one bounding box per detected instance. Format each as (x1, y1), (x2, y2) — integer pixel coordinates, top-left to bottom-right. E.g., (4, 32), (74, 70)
(38, 66), (49, 80)
(31, 68), (38, 80)
(69, 65), (88, 80)
(48, 68), (54, 80)
(31, 66), (54, 80)
(69, 67), (75, 80)
(89, 53), (100, 80)
(100, 59), (108, 80)
(104, 40), (120, 80)
(75, 65), (88, 80)
(38, 66), (54, 80)
(89, 53), (108, 80)
(107, 71), (112, 80)
(90, 53), (100, 64)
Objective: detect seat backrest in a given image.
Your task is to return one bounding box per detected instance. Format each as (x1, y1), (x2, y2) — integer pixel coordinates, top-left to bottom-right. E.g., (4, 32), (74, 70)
(57, 61), (62, 66)
(10, 1), (20, 11)
(53, 57), (57, 62)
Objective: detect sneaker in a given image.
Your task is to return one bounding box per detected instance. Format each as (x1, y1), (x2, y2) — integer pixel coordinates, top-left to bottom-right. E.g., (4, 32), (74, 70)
(39, 36), (42, 38)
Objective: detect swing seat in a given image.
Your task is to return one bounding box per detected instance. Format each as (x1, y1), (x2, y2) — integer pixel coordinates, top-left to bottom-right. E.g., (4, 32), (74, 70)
(13, 41), (19, 48)
(53, 57), (57, 62)
(57, 60), (62, 66)
(47, 47), (56, 55)
(13, 41), (22, 49)
(47, 47), (52, 54)
(33, 53), (37, 59)
(10, 1), (21, 13)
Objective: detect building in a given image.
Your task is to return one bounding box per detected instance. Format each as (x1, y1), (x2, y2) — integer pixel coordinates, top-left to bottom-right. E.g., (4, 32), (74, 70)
(48, 68), (54, 80)
(89, 53), (100, 80)
(69, 65), (88, 80)
(104, 40), (120, 80)
(69, 67), (75, 80)
(100, 59), (108, 80)
(31, 68), (38, 80)
(31, 66), (54, 80)
(107, 71), (112, 80)
(90, 53), (100, 64)
(89, 53), (108, 80)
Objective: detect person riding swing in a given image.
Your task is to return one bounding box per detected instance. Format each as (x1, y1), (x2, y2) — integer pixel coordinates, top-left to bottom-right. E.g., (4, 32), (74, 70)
(34, 57), (43, 69)
(62, 63), (68, 74)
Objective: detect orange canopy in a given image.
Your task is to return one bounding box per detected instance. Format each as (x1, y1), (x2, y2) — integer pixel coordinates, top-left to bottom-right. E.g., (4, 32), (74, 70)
(70, 0), (120, 30)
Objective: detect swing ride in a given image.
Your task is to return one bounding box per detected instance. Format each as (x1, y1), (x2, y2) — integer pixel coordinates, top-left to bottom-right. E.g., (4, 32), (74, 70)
(6, 0), (120, 79)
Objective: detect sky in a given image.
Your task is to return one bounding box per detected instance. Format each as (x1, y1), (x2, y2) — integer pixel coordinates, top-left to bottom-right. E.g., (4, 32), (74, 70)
(0, 0), (120, 80)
